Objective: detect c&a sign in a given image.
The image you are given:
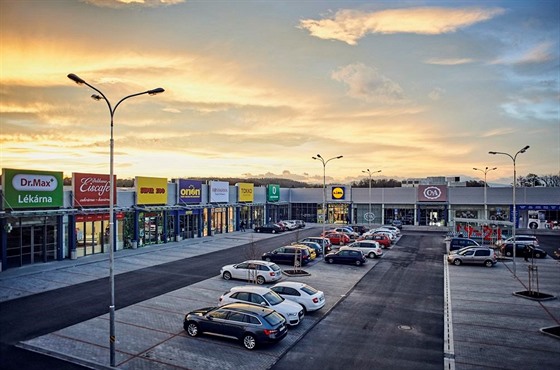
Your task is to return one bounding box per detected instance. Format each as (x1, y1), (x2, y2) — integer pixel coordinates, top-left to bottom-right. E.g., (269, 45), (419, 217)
(237, 182), (254, 202)
(418, 185), (447, 202)
(136, 176), (167, 205)
(73, 172), (116, 207)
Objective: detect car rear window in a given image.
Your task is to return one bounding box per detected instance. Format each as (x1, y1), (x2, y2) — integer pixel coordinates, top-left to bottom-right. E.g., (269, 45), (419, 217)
(264, 311), (285, 326)
(270, 264), (281, 272)
(301, 285), (318, 295)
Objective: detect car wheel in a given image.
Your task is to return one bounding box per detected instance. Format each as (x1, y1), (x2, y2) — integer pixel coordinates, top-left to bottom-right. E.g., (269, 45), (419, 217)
(355, 260), (362, 266)
(327, 258), (334, 264)
(484, 260), (494, 267)
(256, 229), (261, 233)
(186, 322), (199, 337)
(368, 252), (375, 259)
(505, 251), (512, 257)
(453, 259), (462, 266)
(243, 333), (257, 350)
(256, 276), (265, 285)
(272, 230), (276, 234)
(222, 271), (232, 280)
(534, 252), (542, 258)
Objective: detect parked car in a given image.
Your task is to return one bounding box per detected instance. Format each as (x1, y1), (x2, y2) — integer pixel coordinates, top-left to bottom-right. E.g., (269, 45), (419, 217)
(358, 233), (391, 248)
(500, 244), (547, 259)
(293, 244), (316, 260)
(286, 220), (305, 229)
(262, 246), (311, 266)
(340, 240), (383, 259)
(300, 237), (332, 252)
(294, 241), (323, 256)
(278, 221), (298, 230)
(447, 246), (497, 267)
(380, 225), (401, 235)
(183, 302), (287, 350)
(254, 223), (283, 234)
(322, 232), (350, 246)
(349, 225), (370, 235)
(500, 235), (539, 247)
(221, 260), (282, 285)
(219, 286), (304, 326)
(370, 230), (397, 242)
(449, 237), (480, 252)
(324, 249), (367, 266)
(391, 219), (403, 229)
(271, 282), (325, 313)
(330, 227), (359, 240)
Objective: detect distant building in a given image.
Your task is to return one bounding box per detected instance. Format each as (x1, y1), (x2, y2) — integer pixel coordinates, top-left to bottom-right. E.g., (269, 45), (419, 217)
(401, 176), (466, 188)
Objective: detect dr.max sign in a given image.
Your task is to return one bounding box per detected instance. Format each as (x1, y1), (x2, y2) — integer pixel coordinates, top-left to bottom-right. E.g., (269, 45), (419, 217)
(418, 185), (447, 202)
(2, 168), (64, 209)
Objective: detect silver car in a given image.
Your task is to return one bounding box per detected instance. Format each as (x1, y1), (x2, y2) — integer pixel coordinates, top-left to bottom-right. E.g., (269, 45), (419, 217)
(447, 247), (497, 267)
(221, 260), (282, 285)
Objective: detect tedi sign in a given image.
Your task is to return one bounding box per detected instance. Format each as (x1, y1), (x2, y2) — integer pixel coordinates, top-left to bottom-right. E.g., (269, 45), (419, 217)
(2, 168), (64, 209)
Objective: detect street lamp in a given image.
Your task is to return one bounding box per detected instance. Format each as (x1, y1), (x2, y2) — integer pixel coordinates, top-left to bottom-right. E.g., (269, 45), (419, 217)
(472, 166), (497, 220)
(68, 73), (164, 367)
(362, 169), (381, 227)
(489, 145), (530, 277)
(312, 154), (343, 255)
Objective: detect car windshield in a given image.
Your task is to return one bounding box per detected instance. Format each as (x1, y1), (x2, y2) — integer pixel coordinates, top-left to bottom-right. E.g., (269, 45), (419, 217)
(264, 311), (285, 326)
(263, 291), (284, 305)
(301, 285), (318, 295)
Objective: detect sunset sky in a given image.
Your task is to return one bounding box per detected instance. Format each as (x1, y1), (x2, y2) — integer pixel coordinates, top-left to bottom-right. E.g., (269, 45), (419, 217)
(1, 0), (559, 185)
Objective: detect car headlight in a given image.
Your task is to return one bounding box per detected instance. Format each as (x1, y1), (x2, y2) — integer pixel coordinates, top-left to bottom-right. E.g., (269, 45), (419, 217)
(288, 312), (297, 317)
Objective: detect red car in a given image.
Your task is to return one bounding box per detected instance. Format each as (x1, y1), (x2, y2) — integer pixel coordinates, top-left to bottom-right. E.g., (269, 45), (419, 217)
(322, 232), (350, 246)
(358, 234), (391, 248)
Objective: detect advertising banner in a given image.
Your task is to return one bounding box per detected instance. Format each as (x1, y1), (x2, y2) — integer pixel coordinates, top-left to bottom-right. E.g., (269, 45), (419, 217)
(2, 168), (64, 209)
(237, 182), (254, 202)
(330, 185), (346, 201)
(418, 185), (448, 202)
(178, 179), (202, 204)
(73, 172), (116, 207)
(136, 176), (168, 205)
(209, 181), (229, 203)
(267, 184), (280, 202)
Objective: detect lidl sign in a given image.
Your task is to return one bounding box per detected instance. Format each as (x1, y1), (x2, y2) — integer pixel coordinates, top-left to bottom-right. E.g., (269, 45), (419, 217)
(2, 168), (64, 209)
(331, 186), (346, 200)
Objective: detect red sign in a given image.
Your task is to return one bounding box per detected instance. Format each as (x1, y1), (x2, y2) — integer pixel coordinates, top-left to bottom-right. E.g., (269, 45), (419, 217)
(75, 213), (124, 222)
(73, 172), (117, 207)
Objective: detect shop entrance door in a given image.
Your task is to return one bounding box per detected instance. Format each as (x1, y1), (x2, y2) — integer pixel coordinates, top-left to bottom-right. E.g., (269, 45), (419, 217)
(6, 218), (57, 269)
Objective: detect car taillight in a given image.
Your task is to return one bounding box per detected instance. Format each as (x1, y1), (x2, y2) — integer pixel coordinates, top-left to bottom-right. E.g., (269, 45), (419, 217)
(313, 297), (318, 303)
(263, 329), (277, 336)
(269, 272), (274, 276)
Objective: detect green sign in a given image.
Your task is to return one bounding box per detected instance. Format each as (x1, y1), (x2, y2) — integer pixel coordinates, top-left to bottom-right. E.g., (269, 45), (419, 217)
(2, 168), (64, 209)
(267, 184), (280, 202)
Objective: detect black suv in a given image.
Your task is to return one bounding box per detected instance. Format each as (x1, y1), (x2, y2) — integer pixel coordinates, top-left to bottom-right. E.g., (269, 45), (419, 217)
(184, 302), (287, 350)
(449, 237), (480, 252)
(500, 244), (547, 259)
(262, 246), (311, 265)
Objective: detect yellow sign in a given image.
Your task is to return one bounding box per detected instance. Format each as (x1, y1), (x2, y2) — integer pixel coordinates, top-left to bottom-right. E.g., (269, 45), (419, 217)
(332, 186), (345, 200)
(136, 176), (168, 204)
(237, 182), (254, 202)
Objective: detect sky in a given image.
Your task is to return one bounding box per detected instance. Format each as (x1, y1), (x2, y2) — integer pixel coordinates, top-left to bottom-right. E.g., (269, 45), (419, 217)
(1, 0), (559, 186)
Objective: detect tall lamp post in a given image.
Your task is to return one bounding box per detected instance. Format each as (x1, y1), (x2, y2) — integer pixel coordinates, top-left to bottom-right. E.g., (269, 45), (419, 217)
(68, 73), (164, 367)
(472, 166), (497, 220)
(312, 154), (343, 255)
(489, 145), (530, 277)
(362, 169), (381, 227)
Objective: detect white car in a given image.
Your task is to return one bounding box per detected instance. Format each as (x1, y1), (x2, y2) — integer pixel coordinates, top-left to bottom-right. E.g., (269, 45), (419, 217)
(379, 225), (401, 235)
(340, 240), (383, 258)
(271, 282), (325, 312)
(219, 286), (305, 326)
(220, 260), (282, 285)
(371, 229), (397, 241)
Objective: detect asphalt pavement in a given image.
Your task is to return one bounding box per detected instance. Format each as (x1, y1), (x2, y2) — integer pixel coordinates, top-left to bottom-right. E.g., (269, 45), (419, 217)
(1, 226), (559, 370)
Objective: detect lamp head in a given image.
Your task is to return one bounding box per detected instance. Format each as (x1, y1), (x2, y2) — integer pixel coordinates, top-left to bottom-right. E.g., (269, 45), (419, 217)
(316, 154), (322, 158)
(473, 167), (479, 171)
(148, 87), (165, 95)
(312, 156), (318, 160)
(67, 73), (86, 85)
(520, 145), (530, 153)
(337, 155), (343, 159)
(491, 167), (497, 170)
(488, 151), (497, 155)
(91, 94), (103, 101)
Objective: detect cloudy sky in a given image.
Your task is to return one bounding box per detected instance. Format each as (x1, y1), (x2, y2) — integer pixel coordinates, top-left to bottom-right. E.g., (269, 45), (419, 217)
(1, 0), (559, 185)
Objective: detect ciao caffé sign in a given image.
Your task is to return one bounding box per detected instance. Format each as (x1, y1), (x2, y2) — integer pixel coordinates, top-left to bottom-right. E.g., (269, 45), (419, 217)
(418, 185), (447, 202)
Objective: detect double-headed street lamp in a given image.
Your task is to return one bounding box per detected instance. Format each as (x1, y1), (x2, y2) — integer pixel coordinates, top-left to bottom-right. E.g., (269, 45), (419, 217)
(489, 145), (530, 277)
(362, 169), (381, 226)
(68, 73), (164, 367)
(472, 166), (497, 221)
(312, 154), (343, 255)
